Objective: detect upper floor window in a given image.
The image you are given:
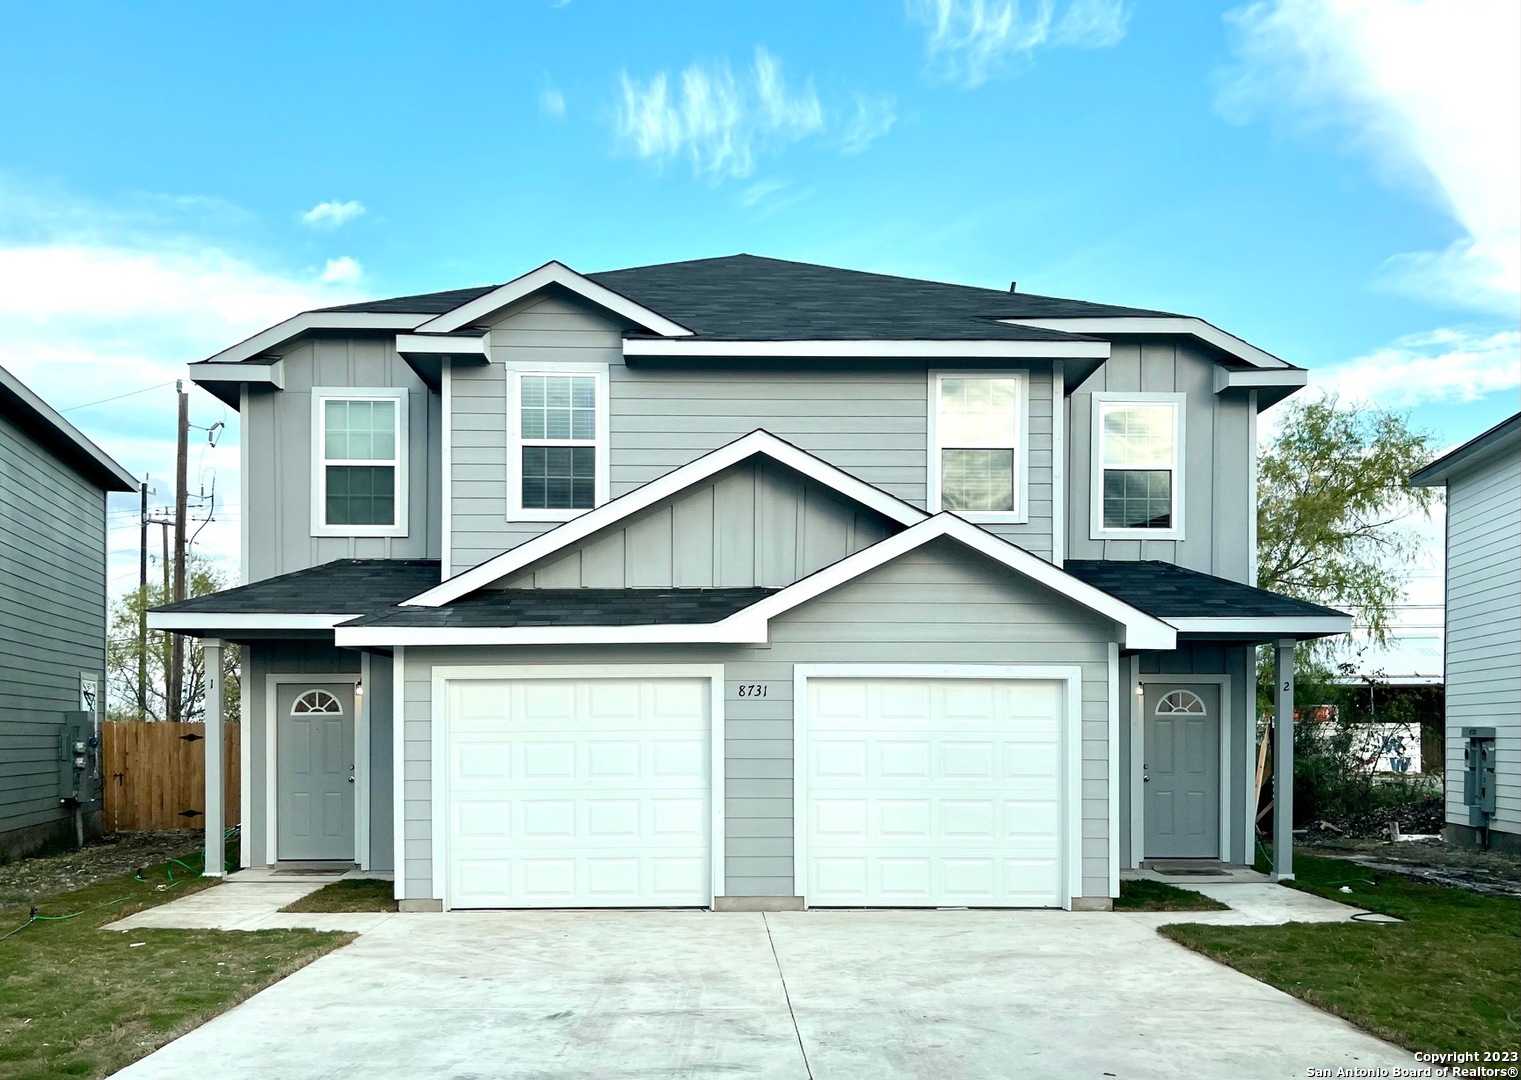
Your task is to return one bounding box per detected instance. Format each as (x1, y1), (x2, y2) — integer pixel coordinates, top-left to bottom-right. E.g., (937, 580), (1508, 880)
(312, 388), (408, 537)
(929, 372), (1028, 521)
(1091, 393), (1184, 540)
(509, 366), (609, 521)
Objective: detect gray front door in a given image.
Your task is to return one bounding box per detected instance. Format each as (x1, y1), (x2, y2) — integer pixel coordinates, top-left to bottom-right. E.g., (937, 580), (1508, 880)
(276, 683), (355, 861)
(1143, 684), (1221, 859)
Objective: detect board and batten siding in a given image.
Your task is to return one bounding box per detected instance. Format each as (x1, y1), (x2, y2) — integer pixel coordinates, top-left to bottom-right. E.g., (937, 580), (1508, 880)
(0, 410), (107, 836)
(243, 337), (443, 584)
(400, 538), (1118, 902)
(450, 292), (1058, 572)
(497, 459), (898, 589)
(1442, 446), (1521, 837)
(1066, 341), (1254, 582)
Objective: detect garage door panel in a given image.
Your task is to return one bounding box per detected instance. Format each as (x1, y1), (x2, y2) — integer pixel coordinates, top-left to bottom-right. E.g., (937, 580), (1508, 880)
(805, 677), (1066, 908)
(445, 677), (711, 909)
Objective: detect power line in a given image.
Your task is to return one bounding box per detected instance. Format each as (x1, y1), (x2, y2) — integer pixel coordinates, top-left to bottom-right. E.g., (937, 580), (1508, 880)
(60, 381), (176, 413)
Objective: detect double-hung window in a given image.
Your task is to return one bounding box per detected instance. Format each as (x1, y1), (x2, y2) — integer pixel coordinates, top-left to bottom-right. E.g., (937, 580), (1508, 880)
(1090, 393), (1185, 539)
(312, 388), (408, 537)
(930, 372), (1028, 520)
(510, 367), (609, 520)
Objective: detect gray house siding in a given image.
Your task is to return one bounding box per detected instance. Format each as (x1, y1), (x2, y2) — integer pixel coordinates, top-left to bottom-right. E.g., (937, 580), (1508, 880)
(450, 292), (1057, 572)
(1442, 448), (1521, 839)
(1, 410), (107, 851)
(400, 539), (1118, 902)
(497, 458), (899, 589)
(243, 336), (443, 584)
(1067, 341), (1254, 582)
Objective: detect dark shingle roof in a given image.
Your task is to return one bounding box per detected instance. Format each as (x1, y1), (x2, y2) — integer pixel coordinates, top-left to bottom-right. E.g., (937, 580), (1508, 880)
(307, 254), (1177, 341)
(1064, 560), (1348, 620)
(349, 587), (777, 628)
(153, 559), (442, 615)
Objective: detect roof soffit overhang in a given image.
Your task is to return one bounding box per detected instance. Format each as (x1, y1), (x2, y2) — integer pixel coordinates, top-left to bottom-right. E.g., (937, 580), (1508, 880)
(998, 316), (1308, 411)
(0, 363), (138, 491)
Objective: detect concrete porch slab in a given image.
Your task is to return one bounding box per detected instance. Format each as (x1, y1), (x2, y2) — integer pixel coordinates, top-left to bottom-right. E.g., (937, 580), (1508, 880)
(105, 871), (395, 934)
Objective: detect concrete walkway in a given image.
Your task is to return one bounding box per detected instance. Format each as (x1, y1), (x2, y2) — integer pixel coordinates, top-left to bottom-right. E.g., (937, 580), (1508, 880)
(110, 892), (1415, 1079)
(106, 867), (396, 934)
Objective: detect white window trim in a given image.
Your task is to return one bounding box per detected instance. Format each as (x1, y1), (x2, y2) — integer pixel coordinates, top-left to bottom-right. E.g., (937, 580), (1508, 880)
(310, 386), (409, 538)
(505, 361), (611, 523)
(1089, 391), (1186, 542)
(927, 369), (1030, 523)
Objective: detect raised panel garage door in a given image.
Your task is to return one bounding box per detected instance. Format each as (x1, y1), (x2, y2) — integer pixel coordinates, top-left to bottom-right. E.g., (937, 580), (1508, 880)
(444, 677), (710, 908)
(802, 677), (1066, 908)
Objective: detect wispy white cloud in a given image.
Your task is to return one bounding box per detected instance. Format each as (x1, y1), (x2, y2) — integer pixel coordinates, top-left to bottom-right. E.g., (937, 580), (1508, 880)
(841, 94), (898, 154)
(0, 179), (367, 588)
(319, 255), (363, 284)
(540, 86), (566, 119)
(1312, 327), (1521, 409)
(614, 47), (892, 181)
(907, 0), (1130, 88)
(736, 178), (814, 215)
(1218, 0), (1520, 316)
(300, 199), (366, 230)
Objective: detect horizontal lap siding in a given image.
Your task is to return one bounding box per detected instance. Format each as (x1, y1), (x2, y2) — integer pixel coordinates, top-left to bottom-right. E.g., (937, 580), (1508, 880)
(452, 293), (1058, 571)
(402, 538), (1117, 902)
(1443, 449), (1521, 835)
(0, 412), (107, 838)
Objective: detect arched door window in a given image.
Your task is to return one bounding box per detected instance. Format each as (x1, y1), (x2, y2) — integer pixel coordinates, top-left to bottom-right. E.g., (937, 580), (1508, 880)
(291, 689), (344, 715)
(1155, 689), (1206, 716)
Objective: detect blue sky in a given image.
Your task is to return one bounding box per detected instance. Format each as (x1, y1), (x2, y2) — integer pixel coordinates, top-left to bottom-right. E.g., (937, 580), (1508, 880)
(0, 0), (1516, 596)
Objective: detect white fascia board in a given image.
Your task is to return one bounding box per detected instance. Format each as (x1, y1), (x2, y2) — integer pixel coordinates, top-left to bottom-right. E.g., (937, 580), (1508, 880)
(999, 317), (1290, 370)
(717, 513), (1176, 650)
(199, 312), (426, 366)
(394, 333), (488, 358)
(1213, 367), (1308, 394)
(1165, 616), (1353, 636)
(415, 261), (694, 338)
(147, 612), (353, 632)
(188, 360), (285, 389)
(335, 619), (768, 648)
(624, 338), (1111, 360)
(0, 362), (139, 491)
(402, 430), (929, 607)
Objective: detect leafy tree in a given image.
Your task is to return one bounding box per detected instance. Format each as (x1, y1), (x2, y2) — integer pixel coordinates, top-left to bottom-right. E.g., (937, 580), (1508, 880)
(107, 554), (239, 723)
(1257, 393), (1436, 642)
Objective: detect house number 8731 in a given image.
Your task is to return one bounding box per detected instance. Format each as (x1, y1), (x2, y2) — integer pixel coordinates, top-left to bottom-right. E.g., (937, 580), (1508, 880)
(736, 684), (768, 698)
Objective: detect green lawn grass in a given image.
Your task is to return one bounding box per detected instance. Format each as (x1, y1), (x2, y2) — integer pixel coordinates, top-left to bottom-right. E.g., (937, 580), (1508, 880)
(1115, 878), (1229, 911)
(0, 855), (352, 1080)
(1160, 852), (1520, 1054)
(280, 878), (398, 913)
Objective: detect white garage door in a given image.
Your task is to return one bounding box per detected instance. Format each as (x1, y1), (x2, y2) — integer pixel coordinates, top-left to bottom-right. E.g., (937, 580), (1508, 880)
(444, 677), (711, 908)
(802, 677), (1066, 908)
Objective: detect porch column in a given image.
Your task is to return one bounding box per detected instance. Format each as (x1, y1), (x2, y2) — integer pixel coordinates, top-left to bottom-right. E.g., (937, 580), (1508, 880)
(1272, 637), (1294, 881)
(203, 637), (225, 877)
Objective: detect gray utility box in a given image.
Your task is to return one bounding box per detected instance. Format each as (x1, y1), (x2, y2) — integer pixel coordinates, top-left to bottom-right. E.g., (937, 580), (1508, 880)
(1461, 727), (1497, 827)
(55, 710), (101, 808)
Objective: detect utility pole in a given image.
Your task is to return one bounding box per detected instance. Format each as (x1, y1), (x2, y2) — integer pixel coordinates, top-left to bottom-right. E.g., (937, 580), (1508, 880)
(138, 479), (148, 721)
(169, 382), (189, 725)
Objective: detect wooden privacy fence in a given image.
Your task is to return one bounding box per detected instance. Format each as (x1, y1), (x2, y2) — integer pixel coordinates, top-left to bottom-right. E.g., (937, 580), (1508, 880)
(102, 722), (240, 832)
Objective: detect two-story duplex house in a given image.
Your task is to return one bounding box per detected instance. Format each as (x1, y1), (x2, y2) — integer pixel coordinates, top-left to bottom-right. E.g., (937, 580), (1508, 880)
(151, 255), (1349, 911)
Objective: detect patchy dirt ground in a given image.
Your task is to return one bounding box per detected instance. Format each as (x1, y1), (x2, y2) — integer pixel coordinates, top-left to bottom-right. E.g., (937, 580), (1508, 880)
(0, 830), (202, 906)
(1303, 837), (1521, 897)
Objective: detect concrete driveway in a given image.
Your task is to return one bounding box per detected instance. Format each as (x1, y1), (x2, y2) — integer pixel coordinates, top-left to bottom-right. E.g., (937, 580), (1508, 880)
(115, 909), (1414, 1080)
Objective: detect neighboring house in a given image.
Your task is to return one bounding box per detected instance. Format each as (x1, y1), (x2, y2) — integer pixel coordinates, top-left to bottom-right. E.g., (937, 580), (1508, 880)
(1411, 413), (1521, 854)
(1, 363), (137, 858)
(150, 255), (1349, 911)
